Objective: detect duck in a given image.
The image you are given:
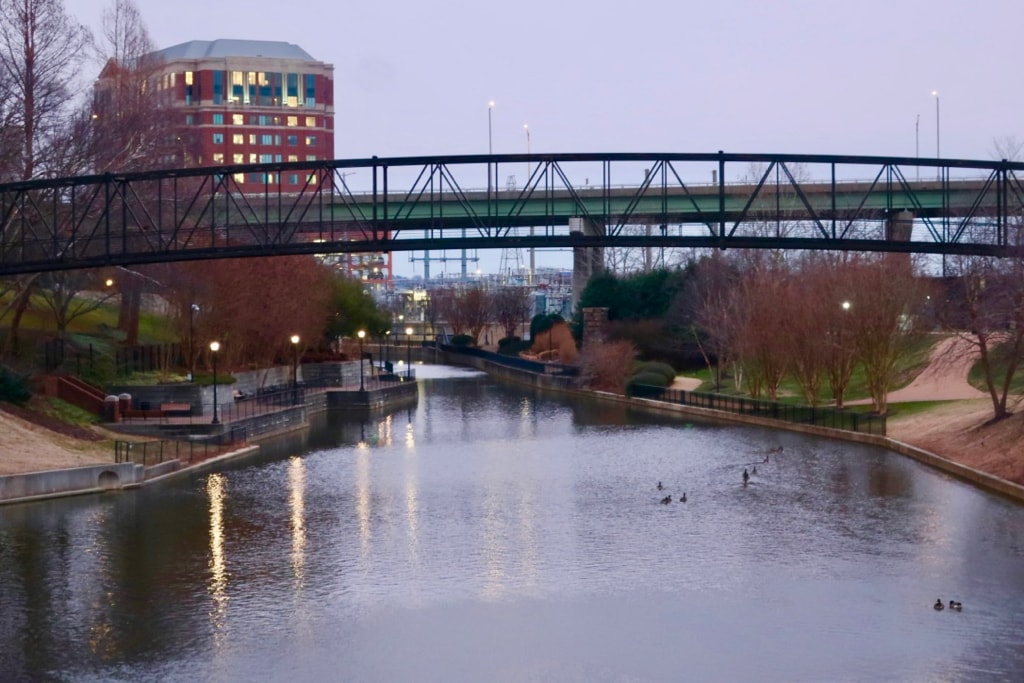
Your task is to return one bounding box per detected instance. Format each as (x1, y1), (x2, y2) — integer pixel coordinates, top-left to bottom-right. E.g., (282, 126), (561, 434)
(948, 600), (962, 611)
(660, 495), (672, 505)
(752, 466), (758, 476)
(742, 468), (750, 485)
(680, 493), (687, 503)
(934, 599), (945, 611)
(657, 481), (664, 491)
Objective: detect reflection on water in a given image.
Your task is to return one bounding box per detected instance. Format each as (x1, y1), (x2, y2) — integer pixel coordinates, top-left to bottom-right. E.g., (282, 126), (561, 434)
(1, 366), (1023, 682)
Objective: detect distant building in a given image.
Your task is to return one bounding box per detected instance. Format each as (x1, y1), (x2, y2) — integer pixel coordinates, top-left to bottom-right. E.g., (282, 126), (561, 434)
(92, 38), (392, 287)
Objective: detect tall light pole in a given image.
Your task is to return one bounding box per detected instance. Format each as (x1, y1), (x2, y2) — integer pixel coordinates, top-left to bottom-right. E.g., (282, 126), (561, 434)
(357, 329), (366, 391)
(384, 330), (391, 369)
(189, 303), (199, 380)
(523, 123), (531, 177)
(209, 341), (220, 424)
(405, 326), (414, 380)
(915, 114), (920, 181)
(290, 334), (300, 405)
(932, 90), (940, 180)
(487, 100), (495, 193)
(524, 122), (535, 286)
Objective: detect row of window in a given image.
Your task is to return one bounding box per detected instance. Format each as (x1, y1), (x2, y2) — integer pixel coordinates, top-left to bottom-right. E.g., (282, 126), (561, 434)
(185, 114), (320, 127)
(212, 153), (319, 164)
(211, 133), (317, 146)
(230, 172), (320, 185)
(210, 71), (318, 107)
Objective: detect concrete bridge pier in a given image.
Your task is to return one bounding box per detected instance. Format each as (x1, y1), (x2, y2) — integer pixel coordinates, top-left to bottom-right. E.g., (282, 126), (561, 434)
(571, 217), (605, 310)
(885, 209), (914, 242)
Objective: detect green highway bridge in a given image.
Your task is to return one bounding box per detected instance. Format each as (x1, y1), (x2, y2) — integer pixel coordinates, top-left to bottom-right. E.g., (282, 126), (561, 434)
(1, 151), (1022, 278)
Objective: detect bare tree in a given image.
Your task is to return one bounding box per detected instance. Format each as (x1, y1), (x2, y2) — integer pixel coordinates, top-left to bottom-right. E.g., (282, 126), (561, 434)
(492, 286), (531, 339)
(940, 252), (1024, 421)
(36, 269), (117, 340)
(848, 254), (927, 415)
(90, 0), (184, 172)
(0, 0), (92, 180)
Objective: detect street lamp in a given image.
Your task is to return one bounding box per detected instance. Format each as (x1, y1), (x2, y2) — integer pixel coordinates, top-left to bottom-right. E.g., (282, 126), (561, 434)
(932, 90), (940, 180)
(523, 123), (531, 177)
(357, 329), (366, 391)
(385, 330), (391, 369)
(524, 122), (535, 285)
(405, 326), (414, 380)
(209, 341), (220, 424)
(189, 304), (199, 380)
(290, 334), (300, 405)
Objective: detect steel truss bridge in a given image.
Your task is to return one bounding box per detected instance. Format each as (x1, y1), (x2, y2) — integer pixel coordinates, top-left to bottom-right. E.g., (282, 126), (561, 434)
(1, 151), (1023, 277)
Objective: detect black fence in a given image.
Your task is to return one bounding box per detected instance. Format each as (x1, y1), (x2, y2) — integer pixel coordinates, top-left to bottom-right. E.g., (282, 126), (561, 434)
(115, 343), (184, 375)
(628, 385), (886, 436)
(114, 426), (247, 465)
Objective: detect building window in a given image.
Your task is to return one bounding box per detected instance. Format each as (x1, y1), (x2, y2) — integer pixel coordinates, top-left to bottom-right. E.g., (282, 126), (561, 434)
(287, 116), (298, 127)
(260, 153), (273, 163)
(249, 153), (257, 163)
(288, 173), (299, 185)
(274, 154), (282, 162)
(233, 173), (245, 184)
(306, 155), (317, 161)
(305, 116), (316, 127)
(212, 133), (224, 144)
(305, 135), (316, 146)
(249, 134), (256, 145)
(260, 134), (273, 145)
(232, 113), (243, 125)
(212, 113), (224, 125)
(213, 153), (225, 163)
(287, 154), (298, 162)
(184, 114), (194, 125)
(213, 71), (224, 105)
(249, 173), (263, 183)
(232, 134), (244, 145)
(232, 153), (244, 164)
(287, 135), (298, 146)
(286, 73), (299, 107)
(304, 74), (316, 107)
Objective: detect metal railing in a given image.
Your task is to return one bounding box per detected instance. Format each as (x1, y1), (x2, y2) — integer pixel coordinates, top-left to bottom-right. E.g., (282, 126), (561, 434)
(628, 384), (886, 436)
(114, 426), (248, 465)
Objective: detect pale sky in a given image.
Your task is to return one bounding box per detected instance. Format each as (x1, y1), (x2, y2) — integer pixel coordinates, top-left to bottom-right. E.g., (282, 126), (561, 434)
(70, 0), (1023, 277)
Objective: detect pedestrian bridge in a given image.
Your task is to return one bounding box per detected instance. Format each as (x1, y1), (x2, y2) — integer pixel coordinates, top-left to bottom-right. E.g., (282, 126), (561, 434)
(1, 151), (1022, 277)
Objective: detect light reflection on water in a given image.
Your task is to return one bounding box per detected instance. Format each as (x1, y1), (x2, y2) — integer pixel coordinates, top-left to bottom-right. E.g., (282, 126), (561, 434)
(1, 366), (1023, 682)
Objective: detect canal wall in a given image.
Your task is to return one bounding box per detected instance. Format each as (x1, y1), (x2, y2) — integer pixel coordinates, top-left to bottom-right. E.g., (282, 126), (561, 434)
(0, 462), (145, 505)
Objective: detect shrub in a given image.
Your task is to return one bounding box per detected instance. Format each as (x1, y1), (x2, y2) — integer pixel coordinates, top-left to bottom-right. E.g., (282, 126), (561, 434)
(636, 361), (677, 382)
(497, 336), (532, 357)
(0, 368), (31, 405)
(627, 370), (672, 389)
(450, 333), (475, 347)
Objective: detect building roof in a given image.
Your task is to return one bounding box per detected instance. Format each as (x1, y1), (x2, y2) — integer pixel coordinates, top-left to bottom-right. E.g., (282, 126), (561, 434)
(151, 39), (318, 62)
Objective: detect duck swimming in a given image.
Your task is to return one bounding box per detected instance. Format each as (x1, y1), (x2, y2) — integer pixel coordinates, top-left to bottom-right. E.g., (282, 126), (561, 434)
(680, 493), (687, 503)
(657, 481), (664, 491)
(948, 600), (962, 611)
(934, 599), (944, 611)
(660, 495), (672, 505)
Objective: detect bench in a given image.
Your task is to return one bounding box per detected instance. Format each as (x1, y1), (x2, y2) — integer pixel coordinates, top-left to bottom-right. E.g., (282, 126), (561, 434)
(160, 402), (192, 418)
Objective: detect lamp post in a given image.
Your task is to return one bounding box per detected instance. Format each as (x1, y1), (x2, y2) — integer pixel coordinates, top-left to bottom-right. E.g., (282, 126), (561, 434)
(189, 304), (199, 380)
(487, 100), (495, 193)
(209, 341), (220, 424)
(290, 334), (300, 405)
(385, 330), (391, 369)
(405, 326), (414, 379)
(357, 329), (366, 391)
(915, 114), (920, 181)
(932, 90), (940, 180)
(524, 122), (535, 285)
(523, 123), (531, 177)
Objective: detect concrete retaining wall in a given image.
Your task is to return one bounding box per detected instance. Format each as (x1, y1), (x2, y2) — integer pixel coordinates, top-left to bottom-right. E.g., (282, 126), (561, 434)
(0, 462), (144, 505)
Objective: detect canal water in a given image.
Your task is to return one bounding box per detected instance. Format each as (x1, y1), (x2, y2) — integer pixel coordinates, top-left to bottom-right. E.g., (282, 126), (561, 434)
(2, 366), (1023, 682)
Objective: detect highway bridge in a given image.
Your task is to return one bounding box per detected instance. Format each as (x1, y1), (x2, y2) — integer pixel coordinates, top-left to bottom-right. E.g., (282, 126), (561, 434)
(1, 152), (1022, 280)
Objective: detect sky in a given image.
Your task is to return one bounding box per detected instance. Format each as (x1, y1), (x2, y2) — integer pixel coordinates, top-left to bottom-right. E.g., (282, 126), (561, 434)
(69, 0), (1024, 277)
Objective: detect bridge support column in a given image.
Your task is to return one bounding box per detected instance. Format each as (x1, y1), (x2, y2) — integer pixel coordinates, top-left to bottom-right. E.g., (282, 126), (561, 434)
(885, 210), (914, 242)
(571, 218), (604, 311)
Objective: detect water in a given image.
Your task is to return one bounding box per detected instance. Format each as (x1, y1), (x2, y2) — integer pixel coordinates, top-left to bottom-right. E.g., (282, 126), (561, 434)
(2, 365), (1023, 682)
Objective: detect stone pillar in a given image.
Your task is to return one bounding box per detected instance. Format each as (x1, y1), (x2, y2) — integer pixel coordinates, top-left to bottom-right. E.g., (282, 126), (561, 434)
(581, 307), (609, 348)
(571, 217), (605, 311)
